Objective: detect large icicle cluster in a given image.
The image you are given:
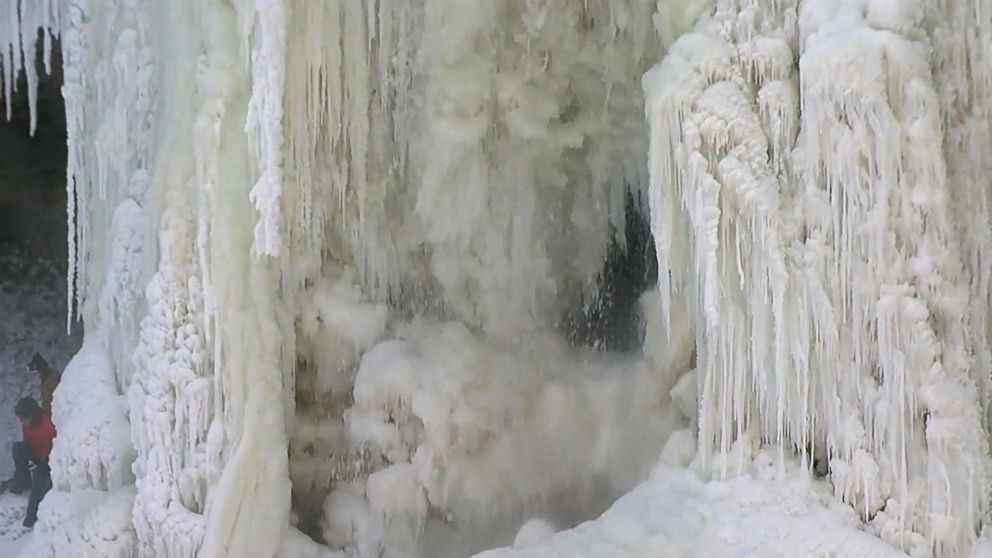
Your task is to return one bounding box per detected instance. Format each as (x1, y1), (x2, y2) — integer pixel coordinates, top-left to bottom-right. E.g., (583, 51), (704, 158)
(0, 0), (60, 134)
(645, 0), (992, 555)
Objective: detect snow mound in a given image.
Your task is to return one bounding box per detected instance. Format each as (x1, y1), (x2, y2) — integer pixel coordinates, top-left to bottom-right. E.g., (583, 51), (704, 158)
(281, 527), (347, 558)
(49, 341), (135, 492)
(512, 519), (557, 548)
(336, 319), (686, 554)
(347, 322), (678, 514)
(477, 451), (909, 558)
(21, 487), (137, 558)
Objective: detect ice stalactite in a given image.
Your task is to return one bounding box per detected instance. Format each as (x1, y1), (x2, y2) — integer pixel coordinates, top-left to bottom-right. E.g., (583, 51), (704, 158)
(925, 0), (992, 552)
(245, 0), (287, 258)
(0, 0), (60, 131)
(281, 0), (420, 299)
(130, 231), (212, 558)
(133, 1), (294, 556)
(1, 0), (75, 327)
(197, 1), (293, 556)
(60, 0), (158, 344)
(644, 0), (992, 555)
(800, 4), (989, 553)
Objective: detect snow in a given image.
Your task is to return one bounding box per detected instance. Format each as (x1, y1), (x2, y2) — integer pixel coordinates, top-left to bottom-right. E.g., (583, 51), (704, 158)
(476, 450), (911, 558)
(511, 519), (557, 548)
(280, 527), (346, 558)
(49, 341), (135, 493)
(19, 487), (137, 558)
(329, 301), (688, 556)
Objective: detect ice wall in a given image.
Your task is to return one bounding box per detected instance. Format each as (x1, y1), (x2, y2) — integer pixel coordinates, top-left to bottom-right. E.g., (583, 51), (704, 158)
(644, 0), (992, 555)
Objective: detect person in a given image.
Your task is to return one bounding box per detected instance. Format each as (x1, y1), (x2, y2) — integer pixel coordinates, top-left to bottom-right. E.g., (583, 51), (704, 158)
(29, 353), (61, 414)
(0, 397), (56, 527)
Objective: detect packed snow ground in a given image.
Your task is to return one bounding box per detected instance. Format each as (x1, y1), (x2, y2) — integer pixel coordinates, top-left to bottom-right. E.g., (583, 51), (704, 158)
(2, 454), (992, 558)
(479, 455), (908, 558)
(0, 494), (32, 557)
(479, 448), (992, 558)
(0, 455), (989, 558)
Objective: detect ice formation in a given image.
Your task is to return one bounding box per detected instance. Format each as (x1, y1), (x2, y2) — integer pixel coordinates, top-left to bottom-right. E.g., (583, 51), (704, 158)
(2, 0), (992, 556)
(644, 1), (992, 554)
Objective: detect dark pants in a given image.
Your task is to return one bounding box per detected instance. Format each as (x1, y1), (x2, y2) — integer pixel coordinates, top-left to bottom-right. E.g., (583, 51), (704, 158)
(10, 442), (52, 525)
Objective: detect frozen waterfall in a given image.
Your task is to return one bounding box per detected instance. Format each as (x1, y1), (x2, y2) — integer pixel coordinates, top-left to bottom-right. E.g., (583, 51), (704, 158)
(2, 0), (992, 557)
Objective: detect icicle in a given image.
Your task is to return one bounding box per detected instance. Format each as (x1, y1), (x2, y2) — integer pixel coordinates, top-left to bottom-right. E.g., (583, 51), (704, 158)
(246, 0), (288, 257)
(0, 0), (59, 132)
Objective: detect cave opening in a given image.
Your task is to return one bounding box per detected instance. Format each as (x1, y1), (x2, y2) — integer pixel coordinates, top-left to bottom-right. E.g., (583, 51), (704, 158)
(563, 190), (659, 353)
(0, 38), (80, 478)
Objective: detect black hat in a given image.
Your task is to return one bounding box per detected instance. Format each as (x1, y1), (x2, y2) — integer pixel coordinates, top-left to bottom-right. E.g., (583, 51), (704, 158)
(14, 397), (41, 419)
(28, 353), (47, 371)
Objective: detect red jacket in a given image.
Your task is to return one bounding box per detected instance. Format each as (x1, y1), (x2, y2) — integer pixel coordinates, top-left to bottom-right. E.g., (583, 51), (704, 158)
(22, 413), (56, 461)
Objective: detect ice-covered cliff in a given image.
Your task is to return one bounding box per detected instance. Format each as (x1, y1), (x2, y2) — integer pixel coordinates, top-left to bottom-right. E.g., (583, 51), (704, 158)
(2, 0), (992, 557)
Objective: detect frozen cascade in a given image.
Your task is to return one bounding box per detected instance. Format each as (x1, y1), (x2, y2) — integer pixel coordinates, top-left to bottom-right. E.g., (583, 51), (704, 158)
(2, 0), (992, 557)
(279, 0), (658, 335)
(645, 0), (992, 555)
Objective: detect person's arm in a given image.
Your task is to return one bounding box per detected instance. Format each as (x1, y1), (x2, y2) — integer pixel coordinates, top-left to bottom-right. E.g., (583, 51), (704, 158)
(41, 374), (58, 413)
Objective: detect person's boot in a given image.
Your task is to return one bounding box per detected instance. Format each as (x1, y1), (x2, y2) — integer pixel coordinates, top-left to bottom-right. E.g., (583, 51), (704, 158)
(0, 479), (10, 494)
(8, 477), (29, 495)
(22, 514), (36, 528)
